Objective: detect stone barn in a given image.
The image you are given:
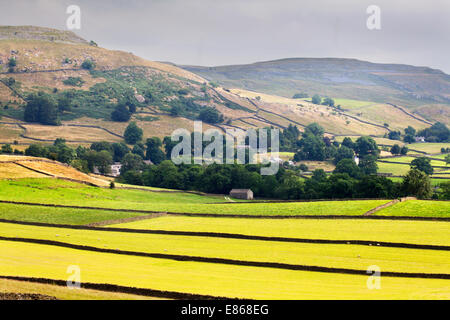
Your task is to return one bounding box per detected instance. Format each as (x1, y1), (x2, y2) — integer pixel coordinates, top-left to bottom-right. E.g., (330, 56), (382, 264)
(229, 189), (254, 200)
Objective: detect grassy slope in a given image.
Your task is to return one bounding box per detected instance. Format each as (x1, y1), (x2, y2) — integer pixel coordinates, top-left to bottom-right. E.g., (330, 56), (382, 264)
(112, 216), (450, 246)
(1, 240), (448, 299)
(0, 179), (390, 217)
(0, 221), (448, 274)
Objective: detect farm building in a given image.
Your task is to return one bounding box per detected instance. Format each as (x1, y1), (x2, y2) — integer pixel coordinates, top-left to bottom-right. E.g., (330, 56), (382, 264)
(229, 189), (253, 200)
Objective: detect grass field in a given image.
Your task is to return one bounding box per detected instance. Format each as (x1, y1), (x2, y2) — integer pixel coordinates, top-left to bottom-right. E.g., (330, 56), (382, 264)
(1, 240), (449, 299)
(2, 221), (448, 274)
(0, 177), (448, 300)
(377, 200), (450, 218)
(377, 162), (411, 175)
(408, 143), (450, 154)
(112, 216), (450, 246)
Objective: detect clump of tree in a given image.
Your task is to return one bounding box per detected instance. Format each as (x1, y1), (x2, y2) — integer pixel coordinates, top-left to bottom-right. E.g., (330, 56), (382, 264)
(292, 93), (308, 99)
(417, 122), (449, 142)
(198, 107), (224, 124)
(388, 131), (402, 141)
(24, 91), (60, 125)
(390, 144), (408, 155)
(321, 97), (335, 107)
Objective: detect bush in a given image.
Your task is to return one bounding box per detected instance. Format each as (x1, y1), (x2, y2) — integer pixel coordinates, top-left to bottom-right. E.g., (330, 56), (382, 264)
(63, 77), (85, 87)
(81, 59), (96, 70)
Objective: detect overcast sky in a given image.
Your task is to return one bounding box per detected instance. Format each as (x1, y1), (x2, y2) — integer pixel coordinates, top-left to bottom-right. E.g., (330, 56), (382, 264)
(1, 0), (449, 73)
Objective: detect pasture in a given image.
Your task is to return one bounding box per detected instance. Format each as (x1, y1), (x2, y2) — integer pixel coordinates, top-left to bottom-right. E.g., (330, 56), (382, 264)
(0, 176), (448, 300)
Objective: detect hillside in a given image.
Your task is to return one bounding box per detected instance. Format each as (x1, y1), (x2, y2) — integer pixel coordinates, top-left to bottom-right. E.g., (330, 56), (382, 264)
(182, 58), (450, 124)
(0, 26), (437, 146)
(0, 154), (109, 186)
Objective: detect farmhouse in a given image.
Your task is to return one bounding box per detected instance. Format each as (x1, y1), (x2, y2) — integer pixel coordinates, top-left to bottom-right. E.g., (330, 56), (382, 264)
(229, 189), (253, 200)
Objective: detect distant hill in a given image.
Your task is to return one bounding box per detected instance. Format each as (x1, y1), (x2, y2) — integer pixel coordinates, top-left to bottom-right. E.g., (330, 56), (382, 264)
(182, 58), (450, 118)
(0, 27), (438, 145)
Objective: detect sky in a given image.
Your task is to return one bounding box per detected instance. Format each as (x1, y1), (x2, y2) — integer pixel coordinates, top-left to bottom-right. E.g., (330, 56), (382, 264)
(1, 0), (449, 73)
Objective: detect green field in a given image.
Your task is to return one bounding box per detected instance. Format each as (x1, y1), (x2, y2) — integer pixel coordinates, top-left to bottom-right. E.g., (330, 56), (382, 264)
(0, 179), (391, 217)
(0, 178), (449, 300)
(377, 200), (450, 218)
(0, 202), (145, 225)
(377, 162), (411, 175)
(333, 98), (376, 110)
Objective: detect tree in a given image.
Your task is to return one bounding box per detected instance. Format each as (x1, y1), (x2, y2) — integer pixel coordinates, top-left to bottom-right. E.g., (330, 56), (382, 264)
(8, 57), (16, 68)
(334, 146), (354, 164)
(445, 154), (450, 166)
(111, 103), (131, 122)
(84, 150), (112, 174)
(311, 94), (321, 105)
(358, 155), (378, 175)
(198, 107), (224, 124)
(1, 144), (13, 154)
(401, 169), (432, 199)
(390, 144), (401, 155)
(354, 136), (379, 157)
(145, 137), (166, 164)
(111, 142), (130, 162)
(405, 126), (416, 136)
(404, 134), (415, 143)
(24, 92), (59, 125)
(81, 59), (96, 70)
(90, 141), (113, 154)
(25, 144), (48, 157)
(388, 131), (401, 140)
(440, 182), (450, 200)
(341, 137), (355, 150)
(121, 153), (144, 173)
(322, 97), (335, 107)
(400, 146), (408, 155)
(303, 123), (324, 138)
(410, 157), (433, 175)
(132, 143), (146, 158)
(333, 159), (361, 178)
(124, 122), (143, 144)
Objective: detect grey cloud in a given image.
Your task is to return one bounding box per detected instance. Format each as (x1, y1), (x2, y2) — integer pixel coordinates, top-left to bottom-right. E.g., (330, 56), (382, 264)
(0, 0), (449, 73)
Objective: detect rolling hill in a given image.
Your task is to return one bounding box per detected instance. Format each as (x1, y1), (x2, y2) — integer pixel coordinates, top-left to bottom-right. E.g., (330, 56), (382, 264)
(0, 26), (439, 147)
(182, 58), (450, 124)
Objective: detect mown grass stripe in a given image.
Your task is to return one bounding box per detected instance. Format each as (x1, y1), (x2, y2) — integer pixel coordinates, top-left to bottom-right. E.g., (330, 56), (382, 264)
(1, 236), (449, 280)
(1, 218), (448, 251)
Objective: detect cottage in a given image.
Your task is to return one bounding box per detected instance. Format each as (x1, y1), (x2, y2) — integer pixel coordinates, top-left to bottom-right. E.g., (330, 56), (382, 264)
(229, 189), (253, 200)
(415, 136), (426, 143)
(110, 162), (122, 177)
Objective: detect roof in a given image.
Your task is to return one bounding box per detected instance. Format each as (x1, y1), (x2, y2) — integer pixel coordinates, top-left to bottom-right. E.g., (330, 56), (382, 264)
(230, 189), (252, 193)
